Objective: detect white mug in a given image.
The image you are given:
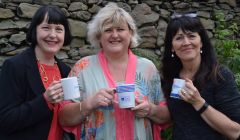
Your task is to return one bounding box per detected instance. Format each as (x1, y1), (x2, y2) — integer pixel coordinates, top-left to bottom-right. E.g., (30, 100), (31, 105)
(116, 84), (135, 108)
(170, 78), (185, 99)
(61, 77), (80, 100)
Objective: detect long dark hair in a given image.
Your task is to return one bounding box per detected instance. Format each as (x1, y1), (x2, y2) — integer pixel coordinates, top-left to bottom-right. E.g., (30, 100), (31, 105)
(26, 5), (72, 48)
(161, 15), (219, 98)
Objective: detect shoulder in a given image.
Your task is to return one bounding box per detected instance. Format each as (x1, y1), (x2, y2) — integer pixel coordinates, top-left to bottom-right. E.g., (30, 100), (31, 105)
(214, 65), (237, 90)
(217, 65), (234, 80)
(74, 55), (96, 66)
(136, 56), (160, 77)
(69, 55), (97, 77)
(137, 56), (156, 68)
(71, 55), (96, 72)
(2, 48), (32, 68)
(0, 49), (34, 80)
(136, 56), (159, 74)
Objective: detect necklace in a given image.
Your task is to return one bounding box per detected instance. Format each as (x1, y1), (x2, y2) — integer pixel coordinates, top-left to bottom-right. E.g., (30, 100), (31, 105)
(37, 59), (61, 88)
(39, 63), (49, 82)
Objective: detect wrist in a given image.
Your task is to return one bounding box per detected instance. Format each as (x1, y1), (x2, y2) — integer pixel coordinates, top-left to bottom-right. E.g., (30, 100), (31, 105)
(43, 93), (53, 108)
(147, 102), (154, 118)
(196, 101), (209, 114)
(85, 96), (95, 110)
(192, 98), (205, 110)
(81, 100), (91, 117)
(43, 93), (49, 102)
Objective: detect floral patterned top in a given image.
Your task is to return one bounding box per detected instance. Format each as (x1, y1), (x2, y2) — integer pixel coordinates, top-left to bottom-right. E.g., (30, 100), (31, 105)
(68, 52), (164, 140)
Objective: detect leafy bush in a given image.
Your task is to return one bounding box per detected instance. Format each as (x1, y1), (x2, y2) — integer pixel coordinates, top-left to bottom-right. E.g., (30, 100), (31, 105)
(213, 10), (240, 89)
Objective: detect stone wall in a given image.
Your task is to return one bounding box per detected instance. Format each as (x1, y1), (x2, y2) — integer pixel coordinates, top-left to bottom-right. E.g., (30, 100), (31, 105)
(0, 0), (239, 71)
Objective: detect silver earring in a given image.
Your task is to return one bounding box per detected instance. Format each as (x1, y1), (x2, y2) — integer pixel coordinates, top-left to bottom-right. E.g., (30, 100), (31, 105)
(171, 53), (174, 58)
(200, 49), (202, 54)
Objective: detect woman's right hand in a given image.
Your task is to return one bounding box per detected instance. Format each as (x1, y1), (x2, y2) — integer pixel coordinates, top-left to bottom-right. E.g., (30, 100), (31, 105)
(179, 78), (205, 110)
(86, 88), (115, 110)
(43, 80), (64, 103)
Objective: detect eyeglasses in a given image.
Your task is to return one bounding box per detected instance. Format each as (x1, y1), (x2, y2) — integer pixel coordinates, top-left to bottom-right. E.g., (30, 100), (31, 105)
(170, 12), (197, 19)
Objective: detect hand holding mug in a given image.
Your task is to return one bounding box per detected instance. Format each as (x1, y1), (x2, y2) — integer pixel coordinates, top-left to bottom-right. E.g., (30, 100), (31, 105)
(180, 78), (205, 109)
(87, 88), (115, 110)
(132, 98), (152, 118)
(44, 80), (64, 103)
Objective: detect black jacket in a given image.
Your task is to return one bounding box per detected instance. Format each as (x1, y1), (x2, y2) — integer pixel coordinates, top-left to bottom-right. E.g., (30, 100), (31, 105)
(0, 47), (71, 140)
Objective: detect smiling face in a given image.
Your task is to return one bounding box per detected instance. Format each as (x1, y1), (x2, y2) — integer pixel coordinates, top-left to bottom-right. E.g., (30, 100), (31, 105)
(36, 14), (65, 55)
(99, 21), (132, 55)
(172, 29), (202, 62)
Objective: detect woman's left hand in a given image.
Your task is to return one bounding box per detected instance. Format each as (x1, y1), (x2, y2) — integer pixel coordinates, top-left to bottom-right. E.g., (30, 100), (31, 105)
(131, 99), (152, 118)
(180, 78), (205, 109)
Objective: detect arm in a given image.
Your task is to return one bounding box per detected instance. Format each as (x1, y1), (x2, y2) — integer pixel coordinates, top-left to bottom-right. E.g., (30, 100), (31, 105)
(181, 68), (240, 140)
(148, 60), (171, 124)
(195, 102), (240, 140)
(132, 99), (171, 124)
(148, 102), (171, 124)
(0, 59), (51, 133)
(59, 88), (115, 126)
(132, 59), (171, 124)
(58, 100), (91, 126)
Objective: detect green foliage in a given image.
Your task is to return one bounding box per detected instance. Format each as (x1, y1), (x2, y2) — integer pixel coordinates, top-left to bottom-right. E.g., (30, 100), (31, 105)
(235, 73), (240, 88)
(213, 10), (240, 89)
(161, 127), (173, 140)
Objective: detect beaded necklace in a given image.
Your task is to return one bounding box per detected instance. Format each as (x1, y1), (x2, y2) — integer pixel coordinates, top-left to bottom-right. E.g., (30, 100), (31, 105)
(37, 59), (61, 88)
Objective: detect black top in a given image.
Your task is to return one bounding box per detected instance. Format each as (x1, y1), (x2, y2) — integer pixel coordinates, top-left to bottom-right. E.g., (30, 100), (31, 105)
(167, 66), (240, 140)
(0, 48), (71, 140)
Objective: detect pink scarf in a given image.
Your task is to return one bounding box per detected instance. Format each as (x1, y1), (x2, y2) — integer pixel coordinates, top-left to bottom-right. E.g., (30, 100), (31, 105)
(98, 50), (136, 140)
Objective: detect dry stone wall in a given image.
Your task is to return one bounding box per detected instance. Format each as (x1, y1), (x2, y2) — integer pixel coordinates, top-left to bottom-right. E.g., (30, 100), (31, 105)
(0, 0), (239, 71)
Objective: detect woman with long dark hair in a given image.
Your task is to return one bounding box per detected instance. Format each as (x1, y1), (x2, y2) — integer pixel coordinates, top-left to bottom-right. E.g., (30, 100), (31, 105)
(161, 12), (240, 140)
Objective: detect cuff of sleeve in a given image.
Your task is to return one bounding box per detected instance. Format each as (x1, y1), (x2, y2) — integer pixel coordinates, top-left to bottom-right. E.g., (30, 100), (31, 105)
(43, 94), (53, 109)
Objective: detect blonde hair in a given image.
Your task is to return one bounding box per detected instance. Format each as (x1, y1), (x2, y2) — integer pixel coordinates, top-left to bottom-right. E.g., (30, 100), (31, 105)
(87, 2), (140, 48)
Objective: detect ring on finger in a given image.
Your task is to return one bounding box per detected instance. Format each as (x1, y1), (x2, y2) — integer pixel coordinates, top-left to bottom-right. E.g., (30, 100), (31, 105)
(182, 90), (187, 96)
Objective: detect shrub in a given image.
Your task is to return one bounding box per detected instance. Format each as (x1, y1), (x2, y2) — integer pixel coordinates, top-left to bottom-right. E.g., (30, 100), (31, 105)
(213, 10), (240, 89)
